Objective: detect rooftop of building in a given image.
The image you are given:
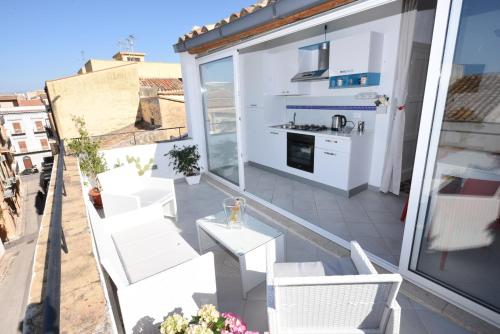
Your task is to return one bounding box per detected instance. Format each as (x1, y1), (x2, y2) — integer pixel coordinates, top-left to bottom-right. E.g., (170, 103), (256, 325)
(139, 78), (183, 95)
(112, 51), (146, 60)
(24, 141), (490, 333)
(0, 105), (47, 114)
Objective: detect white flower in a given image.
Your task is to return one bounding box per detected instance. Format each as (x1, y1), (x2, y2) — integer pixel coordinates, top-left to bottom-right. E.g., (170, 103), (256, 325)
(197, 304), (220, 324)
(186, 323), (214, 334)
(160, 313), (189, 334)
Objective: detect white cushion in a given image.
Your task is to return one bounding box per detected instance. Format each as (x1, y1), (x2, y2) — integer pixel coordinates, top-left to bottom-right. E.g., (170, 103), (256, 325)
(274, 261), (325, 278)
(112, 219), (198, 284)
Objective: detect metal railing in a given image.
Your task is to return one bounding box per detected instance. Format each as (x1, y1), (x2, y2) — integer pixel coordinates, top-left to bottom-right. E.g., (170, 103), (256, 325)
(42, 140), (65, 333)
(86, 126), (188, 150)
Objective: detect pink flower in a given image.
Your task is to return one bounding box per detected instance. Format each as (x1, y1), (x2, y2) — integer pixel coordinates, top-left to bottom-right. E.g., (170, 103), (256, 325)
(221, 313), (247, 334)
(244, 332), (259, 334)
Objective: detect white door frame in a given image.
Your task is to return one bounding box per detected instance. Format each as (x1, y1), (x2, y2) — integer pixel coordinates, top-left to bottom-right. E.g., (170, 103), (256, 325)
(399, 0), (500, 326)
(197, 50), (246, 192)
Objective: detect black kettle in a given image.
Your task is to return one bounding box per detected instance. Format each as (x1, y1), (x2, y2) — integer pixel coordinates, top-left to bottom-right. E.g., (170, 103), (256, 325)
(331, 114), (347, 131)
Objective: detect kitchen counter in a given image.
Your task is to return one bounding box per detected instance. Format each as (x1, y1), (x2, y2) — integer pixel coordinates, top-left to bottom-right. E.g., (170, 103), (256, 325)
(269, 125), (372, 139)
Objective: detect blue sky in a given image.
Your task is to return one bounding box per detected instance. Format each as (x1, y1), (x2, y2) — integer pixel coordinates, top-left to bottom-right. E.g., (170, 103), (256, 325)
(0, 0), (251, 93)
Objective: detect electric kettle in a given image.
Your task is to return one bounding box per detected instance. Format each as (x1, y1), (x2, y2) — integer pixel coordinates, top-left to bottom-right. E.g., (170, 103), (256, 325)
(331, 114), (347, 131)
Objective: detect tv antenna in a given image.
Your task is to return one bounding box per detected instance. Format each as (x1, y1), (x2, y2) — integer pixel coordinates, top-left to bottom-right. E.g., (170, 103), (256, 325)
(126, 34), (136, 52)
(117, 35), (137, 52)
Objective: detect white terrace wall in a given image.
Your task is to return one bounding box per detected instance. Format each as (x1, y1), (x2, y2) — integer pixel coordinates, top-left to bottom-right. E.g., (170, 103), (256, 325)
(99, 139), (200, 179)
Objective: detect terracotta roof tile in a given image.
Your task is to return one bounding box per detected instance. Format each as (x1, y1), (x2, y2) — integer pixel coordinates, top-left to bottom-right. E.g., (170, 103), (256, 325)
(18, 99), (44, 106)
(180, 0), (273, 43)
(445, 73), (500, 123)
(139, 78), (183, 95)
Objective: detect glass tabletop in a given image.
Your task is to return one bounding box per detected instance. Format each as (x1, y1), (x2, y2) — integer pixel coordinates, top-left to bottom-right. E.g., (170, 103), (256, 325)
(196, 211), (283, 256)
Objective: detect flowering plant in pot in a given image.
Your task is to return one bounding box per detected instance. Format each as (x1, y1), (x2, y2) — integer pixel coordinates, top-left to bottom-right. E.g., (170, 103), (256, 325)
(160, 304), (258, 334)
(165, 144), (202, 185)
(67, 116), (107, 207)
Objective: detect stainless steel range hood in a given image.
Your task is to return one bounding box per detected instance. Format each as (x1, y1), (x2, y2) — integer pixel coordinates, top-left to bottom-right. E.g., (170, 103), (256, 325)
(291, 41), (330, 82)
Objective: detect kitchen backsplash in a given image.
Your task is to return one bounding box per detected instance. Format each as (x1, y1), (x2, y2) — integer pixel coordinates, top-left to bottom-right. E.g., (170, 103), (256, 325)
(284, 96), (377, 130)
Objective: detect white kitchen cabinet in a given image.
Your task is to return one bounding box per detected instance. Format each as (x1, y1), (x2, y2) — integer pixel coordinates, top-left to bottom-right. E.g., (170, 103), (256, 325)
(249, 127), (286, 169)
(329, 31), (384, 76)
(314, 148), (349, 190)
(265, 48), (309, 96)
(264, 130), (286, 169)
(315, 136), (351, 153)
(242, 52), (264, 108)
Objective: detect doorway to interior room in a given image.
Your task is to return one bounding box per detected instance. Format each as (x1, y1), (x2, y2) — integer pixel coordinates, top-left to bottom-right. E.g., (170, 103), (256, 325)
(23, 156), (33, 170)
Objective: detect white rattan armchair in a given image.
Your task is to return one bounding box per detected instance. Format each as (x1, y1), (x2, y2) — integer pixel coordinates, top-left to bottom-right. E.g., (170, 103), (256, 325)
(98, 164), (177, 219)
(85, 200), (216, 333)
(267, 241), (402, 334)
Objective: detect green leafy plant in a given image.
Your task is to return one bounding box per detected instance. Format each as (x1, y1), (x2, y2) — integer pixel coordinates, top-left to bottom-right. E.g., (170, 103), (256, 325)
(125, 155), (155, 176)
(165, 145), (201, 177)
(67, 116), (107, 188)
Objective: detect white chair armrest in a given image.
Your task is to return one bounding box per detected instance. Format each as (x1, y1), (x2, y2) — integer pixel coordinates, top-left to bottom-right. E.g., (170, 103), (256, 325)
(350, 241), (378, 274)
(384, 300), (401, 334)
(272, 273), (402, 287)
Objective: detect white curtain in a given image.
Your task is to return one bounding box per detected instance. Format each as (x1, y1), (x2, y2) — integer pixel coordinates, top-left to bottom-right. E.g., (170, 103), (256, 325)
(380, 0), (418, 195)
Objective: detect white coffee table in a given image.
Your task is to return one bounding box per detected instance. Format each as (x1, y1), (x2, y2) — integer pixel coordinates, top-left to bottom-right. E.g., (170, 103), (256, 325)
(196, 211), (285, 298)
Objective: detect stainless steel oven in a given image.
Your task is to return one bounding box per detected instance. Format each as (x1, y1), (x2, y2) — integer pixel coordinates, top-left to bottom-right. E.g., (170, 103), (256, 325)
(287, 132), (315, 173)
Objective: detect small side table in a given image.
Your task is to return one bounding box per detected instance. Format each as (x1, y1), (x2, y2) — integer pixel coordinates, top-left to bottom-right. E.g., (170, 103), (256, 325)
(196, 211), (285, 298)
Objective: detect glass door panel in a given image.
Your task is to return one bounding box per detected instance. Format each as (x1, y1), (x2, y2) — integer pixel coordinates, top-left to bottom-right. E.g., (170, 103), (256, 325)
(410, 0), (500, 313)
(200, 57), (239, 185)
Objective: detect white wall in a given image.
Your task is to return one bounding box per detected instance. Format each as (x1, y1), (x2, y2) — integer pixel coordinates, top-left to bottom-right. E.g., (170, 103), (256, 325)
(100, 139), (196, 179)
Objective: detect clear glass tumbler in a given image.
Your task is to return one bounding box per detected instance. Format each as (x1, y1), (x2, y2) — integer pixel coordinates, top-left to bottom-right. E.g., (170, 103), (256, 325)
(223, 197), (246, 229)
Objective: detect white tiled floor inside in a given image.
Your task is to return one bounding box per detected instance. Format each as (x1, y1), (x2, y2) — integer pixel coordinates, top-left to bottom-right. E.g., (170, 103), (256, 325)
(244, 164), (407, 265)
(172, 179), (472, 334)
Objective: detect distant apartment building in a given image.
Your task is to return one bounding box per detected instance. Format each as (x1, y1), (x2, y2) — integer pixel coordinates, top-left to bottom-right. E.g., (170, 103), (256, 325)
(46, 51), (187, 140)
(0, 104), (52, 171)
(0, 101), (22, 242)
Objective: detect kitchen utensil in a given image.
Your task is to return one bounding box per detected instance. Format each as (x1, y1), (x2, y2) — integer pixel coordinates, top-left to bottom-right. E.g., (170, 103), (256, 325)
(358, 121), (365, 133)
(331, 115), (347, 131)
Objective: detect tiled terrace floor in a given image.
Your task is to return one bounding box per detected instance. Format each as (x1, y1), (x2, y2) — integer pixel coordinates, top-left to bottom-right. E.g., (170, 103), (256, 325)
(172, 179), (472, 334)
(244, 164), (407, 265)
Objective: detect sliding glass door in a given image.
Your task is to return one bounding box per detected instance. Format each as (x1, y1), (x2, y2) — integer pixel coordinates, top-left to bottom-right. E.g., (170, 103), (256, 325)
(409, 0), (500, 314)
(200, 56), (240, 185)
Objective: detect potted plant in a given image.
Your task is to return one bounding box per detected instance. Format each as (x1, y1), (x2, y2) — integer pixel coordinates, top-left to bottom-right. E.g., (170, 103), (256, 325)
(165, 144), (201, 185)
(67, 116), (107, 208)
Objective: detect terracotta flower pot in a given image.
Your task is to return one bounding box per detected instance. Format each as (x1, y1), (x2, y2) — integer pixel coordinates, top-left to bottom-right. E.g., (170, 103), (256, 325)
(88, 187), (103, 209)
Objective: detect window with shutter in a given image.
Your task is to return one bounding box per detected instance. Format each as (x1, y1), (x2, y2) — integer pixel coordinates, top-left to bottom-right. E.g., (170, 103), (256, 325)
(35, 121), (44, 132)
(18, 141), (27, 153)
(40, 139), (49, 150)
(12, 122), (23, 134)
